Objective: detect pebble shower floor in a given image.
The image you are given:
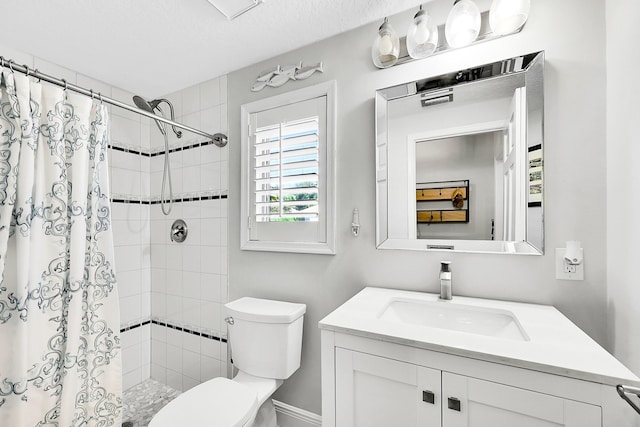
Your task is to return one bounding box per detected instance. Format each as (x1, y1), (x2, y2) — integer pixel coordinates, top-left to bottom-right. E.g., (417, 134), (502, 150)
(122, 379), (181, 427)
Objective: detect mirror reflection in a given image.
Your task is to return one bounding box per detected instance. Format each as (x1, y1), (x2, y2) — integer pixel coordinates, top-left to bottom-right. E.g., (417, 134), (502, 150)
(375, 52), (544, 254)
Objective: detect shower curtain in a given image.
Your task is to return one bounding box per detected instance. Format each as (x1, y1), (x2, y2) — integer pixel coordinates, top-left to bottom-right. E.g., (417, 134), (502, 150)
(0, 69), (121, 426)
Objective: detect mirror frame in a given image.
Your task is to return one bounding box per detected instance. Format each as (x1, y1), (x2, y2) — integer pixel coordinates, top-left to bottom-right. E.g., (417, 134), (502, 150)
(375, 52), (544, 255)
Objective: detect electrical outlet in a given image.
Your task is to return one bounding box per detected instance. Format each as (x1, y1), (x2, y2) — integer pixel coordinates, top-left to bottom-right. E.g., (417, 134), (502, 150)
(556, 248), (584, 280)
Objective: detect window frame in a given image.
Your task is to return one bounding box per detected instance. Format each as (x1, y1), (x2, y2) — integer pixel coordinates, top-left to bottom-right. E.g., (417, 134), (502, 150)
(240, 80), (337, 254)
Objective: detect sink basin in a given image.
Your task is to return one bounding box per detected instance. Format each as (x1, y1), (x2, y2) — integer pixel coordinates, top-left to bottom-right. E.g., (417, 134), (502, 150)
(378, 298), (529, 341)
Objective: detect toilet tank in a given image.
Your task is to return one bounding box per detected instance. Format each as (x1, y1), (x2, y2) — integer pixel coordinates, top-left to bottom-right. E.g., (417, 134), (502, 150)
(225, 297), (306, 379)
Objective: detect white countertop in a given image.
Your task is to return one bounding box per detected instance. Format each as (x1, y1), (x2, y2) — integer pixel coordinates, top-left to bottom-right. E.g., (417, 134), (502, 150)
(319, 287), (640, 387)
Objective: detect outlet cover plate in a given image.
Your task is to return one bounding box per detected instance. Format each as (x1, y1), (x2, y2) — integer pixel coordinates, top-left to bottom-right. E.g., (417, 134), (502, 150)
(555, 248), (584, 280)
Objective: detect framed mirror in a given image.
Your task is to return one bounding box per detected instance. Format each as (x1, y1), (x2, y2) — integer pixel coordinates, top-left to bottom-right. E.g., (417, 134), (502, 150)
(375, 52), (544, 254)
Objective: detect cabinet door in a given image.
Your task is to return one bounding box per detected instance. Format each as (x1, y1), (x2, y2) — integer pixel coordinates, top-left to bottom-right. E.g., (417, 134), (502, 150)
(335, 348), (441, 427)
(442, 372), (601, 427)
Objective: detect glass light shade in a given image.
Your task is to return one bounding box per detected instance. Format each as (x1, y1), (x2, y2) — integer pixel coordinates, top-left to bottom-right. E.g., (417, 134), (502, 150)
(445, 0), (481, 48)
(489, 0), (530, 35)
(372, 18), (400, 68)
(406, 7), (439, 59)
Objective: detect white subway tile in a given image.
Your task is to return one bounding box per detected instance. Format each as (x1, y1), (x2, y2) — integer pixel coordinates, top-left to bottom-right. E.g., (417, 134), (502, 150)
(111, 115), (142, 148)
(166, 369), (182, 392)
(166, 244), (183, 270)
(201, 337), (221, 360)
(150, 244), (166, 268)
(201, 355), (221, 381)
(115, 245), (142, 272)
(123, 368), (142, 391)
(201, 273), (221, 303)
(182, 271), (201, 299)
(141, 364), (151, 381)
(152, 340), (167, 367)
(120, 294), (142, 324)
(166, 269), (182, 295)
(183, 332), (201, 354)
(201, 218), (221, 246)
(166, 344), (183, 372)
(151, 292), (167, 318)
(151, 323), (167, 342)
(120, 328), (141, 349)
(117, 270), (141, 298)
(182, 246), (201, 273)
(151, 364), (166, 383)
(182, 349), (201, 380)
(182, 85), (200, 115)
(183, 375), (199, 391)
(201, 301), (221, 332)
(151, 268), (167, 293)
(200, 78), (221, 109)
(201, 106), (221, 134)
(122, 343), (142, 373)
(112, 87), (140, 122)
(200, 144), (220, 164)
(182, 298), (201, 327)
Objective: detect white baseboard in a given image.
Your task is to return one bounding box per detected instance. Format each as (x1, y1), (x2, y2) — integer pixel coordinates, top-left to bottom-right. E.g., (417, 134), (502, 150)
(273, 399), (322, 427)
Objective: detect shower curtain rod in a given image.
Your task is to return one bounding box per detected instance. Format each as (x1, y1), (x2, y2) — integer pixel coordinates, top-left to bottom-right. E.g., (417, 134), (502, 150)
(0, 56), (228, 148)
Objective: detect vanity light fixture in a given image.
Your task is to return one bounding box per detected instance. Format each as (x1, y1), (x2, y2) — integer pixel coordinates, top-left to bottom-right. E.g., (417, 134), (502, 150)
(372, 17), (400, 68)
(445, 0), (481, 48)
(406, 5), (439, 59)
(489, 0), (530, 35)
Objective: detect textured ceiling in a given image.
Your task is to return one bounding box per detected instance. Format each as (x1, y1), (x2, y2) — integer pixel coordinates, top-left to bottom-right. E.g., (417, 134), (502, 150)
(3, 0), (424, 97)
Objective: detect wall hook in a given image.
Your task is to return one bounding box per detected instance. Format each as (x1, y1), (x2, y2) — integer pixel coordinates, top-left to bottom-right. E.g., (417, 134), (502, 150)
(351, 208), (360, 237)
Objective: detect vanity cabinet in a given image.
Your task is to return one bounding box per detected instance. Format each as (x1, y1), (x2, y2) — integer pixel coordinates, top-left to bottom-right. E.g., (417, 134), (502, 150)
(334, 347), (599, 427)
(319, 288), (639, 427)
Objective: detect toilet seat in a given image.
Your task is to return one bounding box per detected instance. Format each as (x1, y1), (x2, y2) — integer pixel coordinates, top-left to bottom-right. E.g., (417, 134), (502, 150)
(149, 377), (258, 427)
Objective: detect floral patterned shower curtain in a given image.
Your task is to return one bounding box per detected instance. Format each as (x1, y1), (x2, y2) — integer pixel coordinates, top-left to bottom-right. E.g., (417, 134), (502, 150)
(0, 69), (121, 426)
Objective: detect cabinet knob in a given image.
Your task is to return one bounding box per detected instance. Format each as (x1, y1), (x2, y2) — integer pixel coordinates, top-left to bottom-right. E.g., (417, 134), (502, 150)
(422, 390), (435, 404)
(448, 397), (461, 412)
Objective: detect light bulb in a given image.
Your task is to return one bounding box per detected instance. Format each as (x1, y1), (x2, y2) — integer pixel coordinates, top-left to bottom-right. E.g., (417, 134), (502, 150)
(445, 0), (481, 48)
(406, 5), (439, 59)
(489, 0), (530, 35)
(379, 34), (394, 56)
(372, 17), (400, 68)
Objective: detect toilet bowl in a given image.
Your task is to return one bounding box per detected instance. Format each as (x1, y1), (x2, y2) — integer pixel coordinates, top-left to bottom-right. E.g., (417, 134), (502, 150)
(149, 297), (306, 427)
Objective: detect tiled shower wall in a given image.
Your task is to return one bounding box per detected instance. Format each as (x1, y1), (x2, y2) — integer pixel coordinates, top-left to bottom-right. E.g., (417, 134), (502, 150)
(149, 77), (229, 392)
(0, 45), (153, 391)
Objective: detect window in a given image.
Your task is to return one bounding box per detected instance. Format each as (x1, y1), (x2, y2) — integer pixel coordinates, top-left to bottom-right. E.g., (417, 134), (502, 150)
(241, 81), (336, 254)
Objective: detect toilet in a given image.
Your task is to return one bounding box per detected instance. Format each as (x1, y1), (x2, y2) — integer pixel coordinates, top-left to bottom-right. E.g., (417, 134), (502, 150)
(149, 297), (306, 427)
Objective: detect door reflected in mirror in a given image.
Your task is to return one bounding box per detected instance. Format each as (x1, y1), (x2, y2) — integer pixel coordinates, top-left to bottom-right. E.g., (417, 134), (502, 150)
(376, 52), (544, 254)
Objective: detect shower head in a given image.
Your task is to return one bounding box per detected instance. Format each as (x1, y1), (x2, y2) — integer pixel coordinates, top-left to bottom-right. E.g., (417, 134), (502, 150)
(132, 95), (182, 139)
(133, 95), (162, 113)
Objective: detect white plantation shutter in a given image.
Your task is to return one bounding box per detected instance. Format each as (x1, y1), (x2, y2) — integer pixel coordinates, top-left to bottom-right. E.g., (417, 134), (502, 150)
(248, 95), (328, 244)
(254, 116), (320, 223)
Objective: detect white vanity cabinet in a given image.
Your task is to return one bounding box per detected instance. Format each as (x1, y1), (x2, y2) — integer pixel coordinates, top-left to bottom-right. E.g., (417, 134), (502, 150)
(319, 288), (640, 427)
(331, 343), (600, 427)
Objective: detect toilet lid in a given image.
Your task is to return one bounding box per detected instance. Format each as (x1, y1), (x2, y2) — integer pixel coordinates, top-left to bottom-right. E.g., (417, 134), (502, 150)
(150, 378), (258, 427)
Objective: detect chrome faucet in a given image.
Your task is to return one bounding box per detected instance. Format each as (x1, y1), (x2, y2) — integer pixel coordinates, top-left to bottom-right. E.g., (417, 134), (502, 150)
(439, 261), (452, 300)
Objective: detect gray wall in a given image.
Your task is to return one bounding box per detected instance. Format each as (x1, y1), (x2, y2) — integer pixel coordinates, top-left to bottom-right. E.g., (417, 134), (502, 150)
(606, 0), (640, 376)
(228, 0), (608, 415)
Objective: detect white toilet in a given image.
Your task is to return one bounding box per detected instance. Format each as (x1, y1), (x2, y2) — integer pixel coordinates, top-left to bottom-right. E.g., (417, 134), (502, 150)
(149, 297), (306, 427)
